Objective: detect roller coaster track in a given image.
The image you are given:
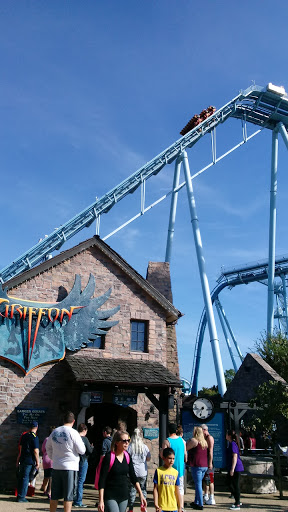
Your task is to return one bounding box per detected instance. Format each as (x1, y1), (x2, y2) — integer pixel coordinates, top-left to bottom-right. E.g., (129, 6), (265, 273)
(190, 255), (288, 394)
(1, 84), (288, 283)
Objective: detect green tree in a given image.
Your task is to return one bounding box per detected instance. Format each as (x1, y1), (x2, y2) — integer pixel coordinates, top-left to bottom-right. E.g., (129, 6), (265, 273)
(198, 385), (219, 397)
(249, 331), (288, 438)
(198, 369), (235, 397)
(249, 380), (288, 437)
(224, 368), (235, 386)
(254, 331), (288, 381)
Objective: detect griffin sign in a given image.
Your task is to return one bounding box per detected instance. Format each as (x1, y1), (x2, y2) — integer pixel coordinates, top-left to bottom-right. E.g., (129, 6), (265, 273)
(0, 274), (119, 374)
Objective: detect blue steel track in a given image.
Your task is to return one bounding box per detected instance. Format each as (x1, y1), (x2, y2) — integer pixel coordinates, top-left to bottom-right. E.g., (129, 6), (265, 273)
(1, 84), (288, 283)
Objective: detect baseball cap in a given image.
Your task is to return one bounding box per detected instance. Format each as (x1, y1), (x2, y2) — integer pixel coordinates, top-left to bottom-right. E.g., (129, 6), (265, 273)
(31, 421), (38, 428)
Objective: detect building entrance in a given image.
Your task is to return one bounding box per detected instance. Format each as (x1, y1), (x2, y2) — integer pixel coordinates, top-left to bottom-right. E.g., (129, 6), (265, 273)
(84, 402), (137, 483)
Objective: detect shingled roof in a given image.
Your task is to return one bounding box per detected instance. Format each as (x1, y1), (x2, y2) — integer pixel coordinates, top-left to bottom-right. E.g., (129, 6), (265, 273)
(223, 352), (287, 403)
(4, 236), (182, 323)
(65, 356), (182, 388)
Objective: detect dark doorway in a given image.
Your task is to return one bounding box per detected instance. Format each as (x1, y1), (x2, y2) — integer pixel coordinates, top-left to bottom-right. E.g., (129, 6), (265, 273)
(85, 402), (137, 484)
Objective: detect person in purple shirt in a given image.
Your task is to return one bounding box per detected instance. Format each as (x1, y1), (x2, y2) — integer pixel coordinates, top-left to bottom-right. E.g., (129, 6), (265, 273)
(226, 430), (244, 511)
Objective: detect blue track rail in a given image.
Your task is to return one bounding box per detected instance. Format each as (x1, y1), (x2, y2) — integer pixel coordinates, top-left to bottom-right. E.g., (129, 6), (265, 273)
(1, 84), (288, 283)
(190, 255), (288, 394)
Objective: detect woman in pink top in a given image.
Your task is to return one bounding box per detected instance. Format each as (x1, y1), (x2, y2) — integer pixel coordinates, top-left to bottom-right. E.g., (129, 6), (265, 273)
(187, 426), (208, 510)
(41, 426), (55, 499)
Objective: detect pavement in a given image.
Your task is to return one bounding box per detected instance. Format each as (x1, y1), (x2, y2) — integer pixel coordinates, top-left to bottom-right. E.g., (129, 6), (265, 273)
(0, 484), (287, 512)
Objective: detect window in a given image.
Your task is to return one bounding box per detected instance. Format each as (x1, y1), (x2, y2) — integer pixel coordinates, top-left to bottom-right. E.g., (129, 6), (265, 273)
(88, 335), (105, 349)
(130, 320), (148, 352)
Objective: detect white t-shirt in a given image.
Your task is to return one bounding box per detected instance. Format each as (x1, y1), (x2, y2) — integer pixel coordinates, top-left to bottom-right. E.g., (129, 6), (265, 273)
(46, 425), (85, 471)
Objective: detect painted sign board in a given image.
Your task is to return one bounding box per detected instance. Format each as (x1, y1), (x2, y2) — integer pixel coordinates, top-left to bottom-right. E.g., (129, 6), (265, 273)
(182, 410), (226, 468)
(16, 407), (47, 426)
(113, 391), (137, 406)
(0, 274), (119, 374)
(143, 427), (159, 440)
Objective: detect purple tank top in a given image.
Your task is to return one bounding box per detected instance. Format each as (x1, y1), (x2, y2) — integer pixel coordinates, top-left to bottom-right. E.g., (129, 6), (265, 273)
(189, 443), (208, 467)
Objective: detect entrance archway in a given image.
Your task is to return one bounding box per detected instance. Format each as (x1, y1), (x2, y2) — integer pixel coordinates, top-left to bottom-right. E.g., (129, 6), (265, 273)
(84, 402), (137, 483)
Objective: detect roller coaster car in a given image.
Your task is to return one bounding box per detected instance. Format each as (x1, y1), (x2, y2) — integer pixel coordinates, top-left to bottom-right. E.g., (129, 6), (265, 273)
(199, 109), (210, 121)
(180, 115), (201, 136)
(180, 107), (216, 136)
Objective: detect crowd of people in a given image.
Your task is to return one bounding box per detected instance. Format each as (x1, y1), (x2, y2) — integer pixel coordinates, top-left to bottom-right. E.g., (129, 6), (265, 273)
(16, 413), (245, 512)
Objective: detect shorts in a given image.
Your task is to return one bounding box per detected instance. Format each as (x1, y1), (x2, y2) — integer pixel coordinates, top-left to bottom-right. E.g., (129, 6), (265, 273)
(51, 469), (77, 501)
(178, 476), (184, 496)
(204, 468), (214, 485)
(44, 468), (52, 478)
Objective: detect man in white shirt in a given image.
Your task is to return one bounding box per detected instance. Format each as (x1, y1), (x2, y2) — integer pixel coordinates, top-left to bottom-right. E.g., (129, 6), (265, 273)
(46, 411), (85, 512)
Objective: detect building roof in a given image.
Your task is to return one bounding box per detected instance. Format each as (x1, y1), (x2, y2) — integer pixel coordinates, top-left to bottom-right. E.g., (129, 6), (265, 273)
(4, 235), (182, 323)
(65, 355), (182, 389)
(223, 352), (287, 403)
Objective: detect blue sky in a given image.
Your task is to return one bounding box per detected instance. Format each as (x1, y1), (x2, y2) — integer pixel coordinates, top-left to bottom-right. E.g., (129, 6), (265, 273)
(1, 1), (288, 390)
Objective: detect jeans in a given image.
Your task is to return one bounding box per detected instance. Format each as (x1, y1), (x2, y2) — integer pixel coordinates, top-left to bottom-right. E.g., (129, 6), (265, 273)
(73, 459), (88, 505)
(128, 475), (147, 508)
(191, 466), (208, 507)
(17, 463), (33, 500)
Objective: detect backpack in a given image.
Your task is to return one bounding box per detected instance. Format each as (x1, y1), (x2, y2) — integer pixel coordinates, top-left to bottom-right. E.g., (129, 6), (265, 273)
(94, 451), (130, 490)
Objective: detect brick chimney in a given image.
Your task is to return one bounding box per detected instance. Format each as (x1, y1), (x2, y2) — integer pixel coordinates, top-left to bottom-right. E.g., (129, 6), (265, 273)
(146, 262), (173, 303)
(146, 262), (179, 379)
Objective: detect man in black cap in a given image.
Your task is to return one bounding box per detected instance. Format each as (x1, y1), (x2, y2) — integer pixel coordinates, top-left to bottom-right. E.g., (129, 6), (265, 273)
(16, 421), (40, 502)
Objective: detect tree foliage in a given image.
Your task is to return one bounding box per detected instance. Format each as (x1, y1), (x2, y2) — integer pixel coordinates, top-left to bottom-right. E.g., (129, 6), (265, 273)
(249, 331), (288, 438)
(254, 331), (288, 381)
(249, 380), (288, 437)
(198, 369), (235, 397)
(198, 385), (219, 397)
(224, 368), (235, 386)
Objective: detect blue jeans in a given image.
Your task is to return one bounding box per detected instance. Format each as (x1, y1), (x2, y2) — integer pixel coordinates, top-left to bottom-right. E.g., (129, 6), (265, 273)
(191, 466), (208, 507)
(73, 459), (88, 505)
(17, 463), (33, 500)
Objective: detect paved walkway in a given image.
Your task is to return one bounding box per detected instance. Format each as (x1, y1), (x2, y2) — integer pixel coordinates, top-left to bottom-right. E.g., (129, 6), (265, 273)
(0, 485), (287, 512)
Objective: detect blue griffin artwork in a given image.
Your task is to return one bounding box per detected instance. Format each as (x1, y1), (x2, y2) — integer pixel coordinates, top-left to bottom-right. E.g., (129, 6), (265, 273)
(0, 274), (120, 374)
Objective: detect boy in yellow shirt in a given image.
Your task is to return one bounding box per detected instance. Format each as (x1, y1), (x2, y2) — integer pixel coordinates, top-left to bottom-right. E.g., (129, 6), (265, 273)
(153, 448), (181, 512)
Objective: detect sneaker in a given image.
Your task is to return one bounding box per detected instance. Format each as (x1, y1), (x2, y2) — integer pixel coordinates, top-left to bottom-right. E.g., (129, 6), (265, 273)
(229, 506), (240, 511)
(203, 494), (209, 502)
(17, 499), (28, 503)
(206, 496), (216, 505)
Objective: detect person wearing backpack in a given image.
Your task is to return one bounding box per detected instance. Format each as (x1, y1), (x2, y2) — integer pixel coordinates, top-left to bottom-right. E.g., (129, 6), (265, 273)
(98, 430), (147, 512)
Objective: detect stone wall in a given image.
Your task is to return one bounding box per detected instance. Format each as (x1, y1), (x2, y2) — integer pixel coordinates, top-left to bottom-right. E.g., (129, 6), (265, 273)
(10, 247), (168, 365)
(0, 245), (180, 489)
(0, 359), (80, 490)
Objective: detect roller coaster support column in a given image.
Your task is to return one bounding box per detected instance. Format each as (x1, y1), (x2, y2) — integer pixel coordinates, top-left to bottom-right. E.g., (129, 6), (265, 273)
(215, 298), (238, 372)
(216, 297), (243, 362)
(182, 150), (226, 396)
(267, 127), (279, 335)
(165, 157), (181, 263)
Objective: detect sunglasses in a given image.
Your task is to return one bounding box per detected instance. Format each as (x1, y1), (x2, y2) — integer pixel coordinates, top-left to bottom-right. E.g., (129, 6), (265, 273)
(120, 438), (130, 443)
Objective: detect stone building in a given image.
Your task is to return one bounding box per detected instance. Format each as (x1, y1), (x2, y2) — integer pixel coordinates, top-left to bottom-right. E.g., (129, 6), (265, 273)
(223, 352), (288, 443)
(224, 352), (287, 404)
(0, 236), (182, 489)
